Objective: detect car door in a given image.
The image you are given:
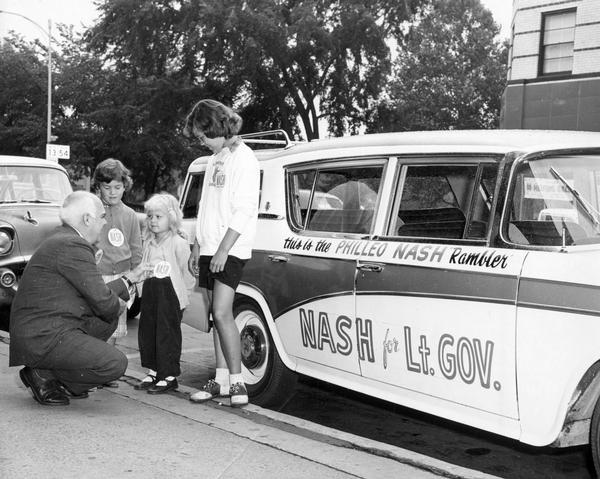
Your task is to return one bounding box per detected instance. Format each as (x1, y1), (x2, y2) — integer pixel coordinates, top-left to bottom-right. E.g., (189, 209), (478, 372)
(355, 158), (525, 422)
(264, 159), (386, 379)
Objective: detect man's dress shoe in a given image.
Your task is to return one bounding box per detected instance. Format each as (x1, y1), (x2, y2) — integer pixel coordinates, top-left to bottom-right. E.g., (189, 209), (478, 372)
(98, 380), (119, 388)
(58, 384), (89, 399)
(19, 367), (69, 406)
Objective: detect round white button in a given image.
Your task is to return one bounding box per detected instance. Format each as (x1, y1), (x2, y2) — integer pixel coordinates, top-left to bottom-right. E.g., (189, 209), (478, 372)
(108, 228), (124, 247)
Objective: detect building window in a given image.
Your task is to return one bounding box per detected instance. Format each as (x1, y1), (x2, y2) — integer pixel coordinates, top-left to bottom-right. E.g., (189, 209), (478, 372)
(540, 10), (576, 75)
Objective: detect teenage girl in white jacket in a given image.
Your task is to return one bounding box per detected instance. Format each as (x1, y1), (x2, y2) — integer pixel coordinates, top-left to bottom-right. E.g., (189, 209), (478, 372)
(183, 99), (260, 407)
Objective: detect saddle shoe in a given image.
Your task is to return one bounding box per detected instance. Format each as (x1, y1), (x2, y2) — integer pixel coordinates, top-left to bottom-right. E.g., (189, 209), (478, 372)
(19, 367), (70, 406)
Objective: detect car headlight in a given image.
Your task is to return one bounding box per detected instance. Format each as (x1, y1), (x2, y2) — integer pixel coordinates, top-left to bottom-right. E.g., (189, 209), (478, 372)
(0, 268), (16, 288)
(0, 230), (14, 255)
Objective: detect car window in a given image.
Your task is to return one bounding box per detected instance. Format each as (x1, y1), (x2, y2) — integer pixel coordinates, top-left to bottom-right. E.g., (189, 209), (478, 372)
(393, 164), (480, 239)
(288, 170), (316, 227)
(507, 154), (600, 246)
(288, 165), (382, 234)
(181, 172), (204, 220)
(466, 164), (499, 239)
(0, 166), (71, 204)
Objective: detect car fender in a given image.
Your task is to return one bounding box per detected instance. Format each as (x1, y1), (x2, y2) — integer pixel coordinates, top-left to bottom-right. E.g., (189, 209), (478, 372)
(0, 205), (62, 256)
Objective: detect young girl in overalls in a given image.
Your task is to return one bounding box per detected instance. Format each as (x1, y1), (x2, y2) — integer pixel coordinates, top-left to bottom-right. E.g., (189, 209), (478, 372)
(134, 194), (194, 394)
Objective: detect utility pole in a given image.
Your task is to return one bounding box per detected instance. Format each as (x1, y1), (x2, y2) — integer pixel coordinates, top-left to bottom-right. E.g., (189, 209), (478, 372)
(46, 19), (52, 145)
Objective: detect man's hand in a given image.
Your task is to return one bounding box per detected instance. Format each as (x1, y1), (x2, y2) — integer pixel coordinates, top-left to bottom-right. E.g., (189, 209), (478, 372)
(118, 298), (127, 316)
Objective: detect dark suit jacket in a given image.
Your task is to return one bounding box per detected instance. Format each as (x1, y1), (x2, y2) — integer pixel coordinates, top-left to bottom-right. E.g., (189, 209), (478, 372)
(9, 224), (129, 367)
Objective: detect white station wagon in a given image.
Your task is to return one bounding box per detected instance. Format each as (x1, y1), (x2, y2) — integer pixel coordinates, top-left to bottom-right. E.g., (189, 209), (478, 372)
(180, 129), (600, 473)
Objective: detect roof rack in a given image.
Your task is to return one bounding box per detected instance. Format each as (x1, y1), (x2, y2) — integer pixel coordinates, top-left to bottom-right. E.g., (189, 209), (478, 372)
(241, 130), (296, 150)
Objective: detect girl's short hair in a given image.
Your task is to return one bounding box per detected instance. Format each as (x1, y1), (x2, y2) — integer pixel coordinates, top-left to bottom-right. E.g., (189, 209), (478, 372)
(143, 193), (185, 240)
(183, 99), (243, 140)
(92, 158), (133, 192)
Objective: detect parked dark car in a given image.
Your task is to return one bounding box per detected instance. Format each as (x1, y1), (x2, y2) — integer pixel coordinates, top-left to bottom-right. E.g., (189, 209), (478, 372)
(0, 155), (72, 331)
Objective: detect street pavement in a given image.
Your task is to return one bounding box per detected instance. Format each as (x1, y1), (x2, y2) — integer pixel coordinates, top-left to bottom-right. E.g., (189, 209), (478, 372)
(0, 323), (501, 479)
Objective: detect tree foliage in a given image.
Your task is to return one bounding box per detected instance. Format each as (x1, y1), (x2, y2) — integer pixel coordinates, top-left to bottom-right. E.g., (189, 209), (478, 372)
(0, 0), (511, 199)
(88, 0), (425, 140)
(0, 35), (50, 156)
(369, 0), (508, 132)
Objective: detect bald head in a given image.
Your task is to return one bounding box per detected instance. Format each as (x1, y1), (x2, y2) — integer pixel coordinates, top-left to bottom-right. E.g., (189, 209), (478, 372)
(60, 191), (106, 244)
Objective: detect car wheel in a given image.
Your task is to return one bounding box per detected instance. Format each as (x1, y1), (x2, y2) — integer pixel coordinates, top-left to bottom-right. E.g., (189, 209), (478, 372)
(590, 394), (600, 475)
(234, 301), (297, 408)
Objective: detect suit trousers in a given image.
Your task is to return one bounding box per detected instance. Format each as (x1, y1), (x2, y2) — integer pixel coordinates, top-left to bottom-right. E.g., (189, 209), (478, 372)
(35, 329), (128, 395)
(138, 277), (182, 380)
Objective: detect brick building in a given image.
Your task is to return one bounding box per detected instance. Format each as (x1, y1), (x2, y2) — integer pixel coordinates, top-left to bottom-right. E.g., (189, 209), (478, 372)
(501, 0), (600, 131)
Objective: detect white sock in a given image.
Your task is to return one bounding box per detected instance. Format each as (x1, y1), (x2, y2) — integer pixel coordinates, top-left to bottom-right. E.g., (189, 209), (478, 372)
(215, 368), (229, 386)
(165, 376), (175, 381)
(142, 369), (157, 382)
(230, 373), (244, 386)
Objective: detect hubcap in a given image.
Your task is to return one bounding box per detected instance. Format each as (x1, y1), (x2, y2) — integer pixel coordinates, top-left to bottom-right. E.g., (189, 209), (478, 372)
(240, 324), (267, 369)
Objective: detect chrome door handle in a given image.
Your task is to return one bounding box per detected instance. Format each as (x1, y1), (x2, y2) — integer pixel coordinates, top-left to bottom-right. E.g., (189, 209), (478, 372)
(268, 255), (289, 263)
(357, 262), (384, 273)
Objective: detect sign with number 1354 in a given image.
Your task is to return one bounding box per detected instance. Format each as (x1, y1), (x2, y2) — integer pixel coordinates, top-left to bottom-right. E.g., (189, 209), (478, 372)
(46, 144), (70, 161)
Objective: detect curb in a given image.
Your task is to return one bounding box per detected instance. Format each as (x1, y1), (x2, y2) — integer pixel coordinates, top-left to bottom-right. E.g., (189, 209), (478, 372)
(125, 366), (501, 479)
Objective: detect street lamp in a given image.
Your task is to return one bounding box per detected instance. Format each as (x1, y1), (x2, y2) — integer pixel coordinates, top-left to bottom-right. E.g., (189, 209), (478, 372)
(0, 10), (53, 144)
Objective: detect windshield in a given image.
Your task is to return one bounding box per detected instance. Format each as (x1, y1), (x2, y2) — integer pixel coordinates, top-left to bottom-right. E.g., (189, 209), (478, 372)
(0, 165), (71, 204)
(507, 154), (600, 246)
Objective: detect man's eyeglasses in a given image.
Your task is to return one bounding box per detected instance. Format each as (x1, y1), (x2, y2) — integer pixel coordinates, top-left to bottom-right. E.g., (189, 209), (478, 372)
(88, 212), (106, 221)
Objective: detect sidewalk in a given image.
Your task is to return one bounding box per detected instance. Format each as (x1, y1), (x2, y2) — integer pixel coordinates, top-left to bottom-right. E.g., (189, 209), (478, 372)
(0, 329), (500, 479)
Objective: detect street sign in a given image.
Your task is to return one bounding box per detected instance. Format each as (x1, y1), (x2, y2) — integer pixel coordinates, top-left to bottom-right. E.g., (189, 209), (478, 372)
(46, 144), (70, 162)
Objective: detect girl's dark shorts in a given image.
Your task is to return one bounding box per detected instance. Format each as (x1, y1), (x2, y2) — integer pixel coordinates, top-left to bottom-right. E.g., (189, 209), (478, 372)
(198, 255), (247, 291)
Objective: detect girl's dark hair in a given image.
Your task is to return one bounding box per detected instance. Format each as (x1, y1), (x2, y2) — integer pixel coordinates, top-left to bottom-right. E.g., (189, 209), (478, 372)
(92, 158), (133, 192)
(183, 99), (243, 140)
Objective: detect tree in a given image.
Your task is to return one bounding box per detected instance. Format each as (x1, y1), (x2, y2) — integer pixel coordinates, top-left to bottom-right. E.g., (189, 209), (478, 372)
(0, 25), (191, 199)
(369, 0), (508, 132)
(0, 35), (50, 157)
(59, 17), (196, 198)
(88, 0), (426, 140)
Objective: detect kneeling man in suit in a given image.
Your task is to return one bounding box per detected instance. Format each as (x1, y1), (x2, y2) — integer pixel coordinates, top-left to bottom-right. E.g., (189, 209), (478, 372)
(9, 191), (142, 405)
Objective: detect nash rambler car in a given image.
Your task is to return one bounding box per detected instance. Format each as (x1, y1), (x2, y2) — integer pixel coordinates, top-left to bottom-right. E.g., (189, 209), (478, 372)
(0, 155), (72, 330)
(180, 129), (600, 473)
